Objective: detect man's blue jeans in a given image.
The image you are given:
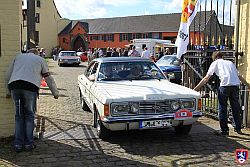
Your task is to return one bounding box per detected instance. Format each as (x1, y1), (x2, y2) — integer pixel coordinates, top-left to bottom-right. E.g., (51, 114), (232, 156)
(11, 89), (37, 148)
(218, 86), (242, 132)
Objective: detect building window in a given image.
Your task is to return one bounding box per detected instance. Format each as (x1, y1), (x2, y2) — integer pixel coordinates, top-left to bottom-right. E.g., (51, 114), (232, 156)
(35, 31), (39, 43)
(22, 10), (27, 21)
(92, 36), (99, 40)
(35, 13), (40, 23)
(22, 0), (24, 6)
(107, 34), (112, 41)
(99, 35), (103, 40)
(132, 33), (140, 39)
(142, 33), (147, 38)
(122, 34), (128, 40)
(153, 33), (159, 39)
(36, 0), (41, 7)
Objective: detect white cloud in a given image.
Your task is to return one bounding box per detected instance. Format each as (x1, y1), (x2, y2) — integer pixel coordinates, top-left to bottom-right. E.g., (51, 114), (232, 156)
(54, 0), (108, 19)
(103, 0), (143, 6)
(54, 0), (236, 25)
(163, 0), (236, 25)
(163, 0), (183, 13)
(54, 0), (145, 19)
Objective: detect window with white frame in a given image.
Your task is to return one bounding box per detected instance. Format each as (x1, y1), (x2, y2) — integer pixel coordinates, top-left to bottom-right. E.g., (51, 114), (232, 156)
(107, 34), (112, 41)
(122, 34), (128, 40)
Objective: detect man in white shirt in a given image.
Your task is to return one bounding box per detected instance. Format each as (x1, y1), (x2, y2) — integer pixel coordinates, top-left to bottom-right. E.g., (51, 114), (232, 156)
(141, 47), (151, 59)
(194, 51), (249, 136)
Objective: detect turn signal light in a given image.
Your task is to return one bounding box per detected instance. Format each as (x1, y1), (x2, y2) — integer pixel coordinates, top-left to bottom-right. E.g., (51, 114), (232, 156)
(104, 104), (110, 116)
(198, 99), (202, 110)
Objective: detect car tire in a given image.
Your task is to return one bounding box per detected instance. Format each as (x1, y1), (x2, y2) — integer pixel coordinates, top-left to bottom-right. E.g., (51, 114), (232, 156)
(174, 124), (192, 135)
(96, 112), (110, 139)
(79, 89), (89, 111)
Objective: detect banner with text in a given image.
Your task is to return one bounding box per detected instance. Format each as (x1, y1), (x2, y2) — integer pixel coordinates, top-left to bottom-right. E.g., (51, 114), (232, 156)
(175, 0), (200, 59)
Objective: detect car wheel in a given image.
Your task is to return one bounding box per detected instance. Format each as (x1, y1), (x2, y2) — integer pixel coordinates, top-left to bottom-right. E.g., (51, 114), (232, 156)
(79, 89), (89, 111)
(96, 111), (110, 139)
(174, 124), (192, 135)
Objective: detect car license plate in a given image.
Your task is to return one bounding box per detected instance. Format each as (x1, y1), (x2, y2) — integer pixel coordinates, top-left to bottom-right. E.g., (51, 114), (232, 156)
(174, 109), (193, 120)
(139, 119), (171, 129)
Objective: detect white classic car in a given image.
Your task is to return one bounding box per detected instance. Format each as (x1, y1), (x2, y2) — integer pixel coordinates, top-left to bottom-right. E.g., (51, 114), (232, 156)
(78, 57), (202, 139)
(58, 51), (81, 67)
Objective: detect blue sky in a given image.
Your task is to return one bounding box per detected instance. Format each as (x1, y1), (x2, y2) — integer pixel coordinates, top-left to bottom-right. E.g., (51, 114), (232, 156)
(53, 0), (235, 25)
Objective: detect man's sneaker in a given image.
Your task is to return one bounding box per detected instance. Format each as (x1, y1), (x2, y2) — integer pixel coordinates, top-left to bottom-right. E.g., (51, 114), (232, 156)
(13, 145), (23, 153)
(214, 130), (229, 136)
(24, 144), (36, 151)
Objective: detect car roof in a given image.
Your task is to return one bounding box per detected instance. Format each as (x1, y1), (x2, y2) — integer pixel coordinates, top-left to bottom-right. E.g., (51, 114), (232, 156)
(95, 57), (152, 63)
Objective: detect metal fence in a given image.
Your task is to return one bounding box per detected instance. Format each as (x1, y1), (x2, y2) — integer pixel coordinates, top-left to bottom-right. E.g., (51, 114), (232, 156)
(182, 0), (249, 127)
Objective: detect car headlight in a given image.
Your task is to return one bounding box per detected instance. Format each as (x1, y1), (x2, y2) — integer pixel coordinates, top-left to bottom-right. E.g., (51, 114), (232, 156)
(171, 101), (180, 110)
(130, 103), (139, 114)
(167, 72), (175, 79)
(181, 101), (194, 109)
(112, 103), (129, 115)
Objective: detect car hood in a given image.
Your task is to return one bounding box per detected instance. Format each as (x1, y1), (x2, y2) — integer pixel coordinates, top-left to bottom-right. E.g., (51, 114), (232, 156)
(59, 56), (80, 59)
(158, 65), (181, 72)
(93, 80), (200, 104)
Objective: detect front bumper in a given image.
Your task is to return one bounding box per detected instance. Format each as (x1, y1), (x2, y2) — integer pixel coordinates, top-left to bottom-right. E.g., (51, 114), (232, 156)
(102, 111), (202, 131)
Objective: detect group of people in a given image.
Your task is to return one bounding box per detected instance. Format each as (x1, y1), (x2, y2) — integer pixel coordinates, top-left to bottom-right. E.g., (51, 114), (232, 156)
(87, 46), (163, 63)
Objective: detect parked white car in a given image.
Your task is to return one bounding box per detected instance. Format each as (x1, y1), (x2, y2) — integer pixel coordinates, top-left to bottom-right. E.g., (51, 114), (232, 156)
(58, 51), (81, 67)
(78, 57), (202, 139)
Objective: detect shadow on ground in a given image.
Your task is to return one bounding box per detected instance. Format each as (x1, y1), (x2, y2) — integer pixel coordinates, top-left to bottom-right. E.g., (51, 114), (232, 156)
(1, 116), (249, 166)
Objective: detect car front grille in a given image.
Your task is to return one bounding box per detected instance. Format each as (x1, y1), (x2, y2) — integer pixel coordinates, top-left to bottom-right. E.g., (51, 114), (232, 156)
(138, 101), (174, 114)
(62, 59), (78, 62)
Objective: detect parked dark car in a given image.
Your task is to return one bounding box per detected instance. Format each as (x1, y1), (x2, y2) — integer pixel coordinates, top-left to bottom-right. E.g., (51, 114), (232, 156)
(156, 55), (182, 84)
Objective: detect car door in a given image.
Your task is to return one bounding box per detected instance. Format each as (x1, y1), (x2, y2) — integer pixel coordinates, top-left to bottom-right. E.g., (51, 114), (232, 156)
(87, 62), (99, 108)
(79, 61), (99, 110)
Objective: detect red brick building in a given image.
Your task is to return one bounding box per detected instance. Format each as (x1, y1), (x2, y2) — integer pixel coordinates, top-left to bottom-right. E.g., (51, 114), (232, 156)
(58, 11), (233, 53)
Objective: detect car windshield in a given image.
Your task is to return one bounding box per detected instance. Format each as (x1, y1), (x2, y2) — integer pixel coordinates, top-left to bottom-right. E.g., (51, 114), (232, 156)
(157, 55), (180, 66)
(61, 52), (77, 56)
(97, 61), (166, 81)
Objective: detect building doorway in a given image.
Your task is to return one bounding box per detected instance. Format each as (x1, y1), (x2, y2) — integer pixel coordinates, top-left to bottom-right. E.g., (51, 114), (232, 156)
(73, 36), (86, 51)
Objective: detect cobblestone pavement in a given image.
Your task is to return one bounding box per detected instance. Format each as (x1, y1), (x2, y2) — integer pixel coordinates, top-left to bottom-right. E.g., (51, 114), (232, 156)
(1, 59), (250, 167)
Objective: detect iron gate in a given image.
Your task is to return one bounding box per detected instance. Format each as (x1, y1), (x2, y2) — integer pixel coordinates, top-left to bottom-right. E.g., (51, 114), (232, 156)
(181, 0), (249, 127)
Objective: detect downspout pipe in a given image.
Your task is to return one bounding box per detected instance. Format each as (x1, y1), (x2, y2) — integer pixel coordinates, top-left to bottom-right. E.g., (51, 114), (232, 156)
(235, 0), (241, 67)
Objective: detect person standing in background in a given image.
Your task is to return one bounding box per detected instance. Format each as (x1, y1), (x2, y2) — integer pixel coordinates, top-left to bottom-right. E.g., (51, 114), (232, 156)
(6, 48), (59, 152)
(141, 47), (151, 59)
(128, 46), (140, 57)
(106, 47), (112, 57)
(122, 48), (129, 57)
